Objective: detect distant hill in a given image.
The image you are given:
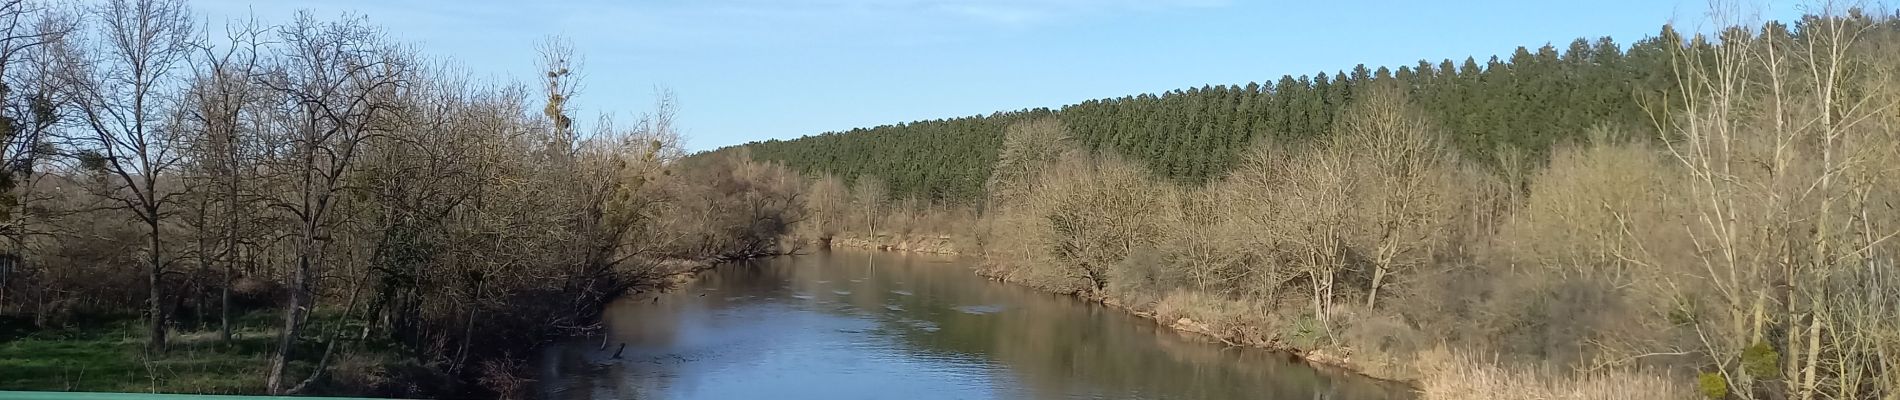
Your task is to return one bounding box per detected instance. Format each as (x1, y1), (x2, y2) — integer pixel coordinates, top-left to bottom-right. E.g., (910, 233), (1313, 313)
(720, 25), (1699, 203)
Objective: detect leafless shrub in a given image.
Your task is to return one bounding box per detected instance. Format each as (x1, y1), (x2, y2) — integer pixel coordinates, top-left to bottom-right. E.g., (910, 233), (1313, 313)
(987, 148), (1178, 295)
(475, 356), (532, 400)
(799, 173), (849, 245)
(1326, 84), (1469, 310)
(663, 149), (807, 261)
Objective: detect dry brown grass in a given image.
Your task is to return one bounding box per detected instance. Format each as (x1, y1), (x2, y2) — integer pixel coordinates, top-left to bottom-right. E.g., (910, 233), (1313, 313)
(1416, 347), (1695, 400)
(327, 351), (396, 394)
(1151, 290), (1273, 345)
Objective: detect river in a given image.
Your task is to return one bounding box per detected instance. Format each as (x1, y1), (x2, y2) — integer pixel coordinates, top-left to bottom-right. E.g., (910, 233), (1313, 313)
(536, 250), (1413, 400)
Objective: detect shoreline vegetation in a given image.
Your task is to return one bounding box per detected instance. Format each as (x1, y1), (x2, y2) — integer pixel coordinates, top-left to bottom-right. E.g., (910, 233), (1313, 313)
(1, 257), (742, 398)
(2, 1), (1898, 400)
(0, 0), (810, 398)
(815, 235), (1400, 383)
(820, 234), (1674, 400)
(759, 6), (1900, 400)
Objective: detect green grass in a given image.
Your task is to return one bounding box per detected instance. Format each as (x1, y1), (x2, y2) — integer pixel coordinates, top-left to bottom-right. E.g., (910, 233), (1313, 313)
(1279, 314), (1332, 351)
(0, 314), (312, 395)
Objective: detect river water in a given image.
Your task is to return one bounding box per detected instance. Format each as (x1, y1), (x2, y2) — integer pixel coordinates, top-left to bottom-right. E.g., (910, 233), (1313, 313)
(537, 250), (1412, 400)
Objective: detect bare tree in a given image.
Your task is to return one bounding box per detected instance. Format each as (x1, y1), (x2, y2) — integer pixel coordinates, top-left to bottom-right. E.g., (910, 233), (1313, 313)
(986, 118), (1069, 207)
(255, 13), (406, 394)
(180, 13), (265, 343)
(0, 1), (72, 313)
(539, 36), (578, 157)
(803, 173), (848, 245)
(1242, 139), (1353, 320)
(1638, 4), (1900, 398)
(851, 175), (886, 234)
(1329, 84), (1463, 310)
(56, 0), (195, 354)
(1026, 150), (1175, 294)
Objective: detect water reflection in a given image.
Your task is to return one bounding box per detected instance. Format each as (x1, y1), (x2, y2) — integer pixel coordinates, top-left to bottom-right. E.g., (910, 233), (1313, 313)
(539, 250), (1412, 400)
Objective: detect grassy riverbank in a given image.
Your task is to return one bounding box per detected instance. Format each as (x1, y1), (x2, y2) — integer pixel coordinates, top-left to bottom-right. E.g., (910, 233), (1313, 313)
(2, 313), (323, 395)
(0, 258), (739, 398)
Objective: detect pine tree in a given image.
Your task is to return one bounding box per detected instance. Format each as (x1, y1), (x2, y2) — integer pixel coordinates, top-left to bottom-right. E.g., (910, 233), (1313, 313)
(733, 26), (1707, 200)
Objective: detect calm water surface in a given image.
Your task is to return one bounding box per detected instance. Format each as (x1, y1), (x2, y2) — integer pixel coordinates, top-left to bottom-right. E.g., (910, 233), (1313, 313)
(538, 250), (1412, 400)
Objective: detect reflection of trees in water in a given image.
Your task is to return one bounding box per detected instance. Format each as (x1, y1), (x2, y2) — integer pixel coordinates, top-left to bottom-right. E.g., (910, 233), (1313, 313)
(536, 330), (671, 400)
(603, 261), (792, 348)
(542, 260), (805, 400)
(543, 251), (1409, 400)
(825, 251), (1412, 400)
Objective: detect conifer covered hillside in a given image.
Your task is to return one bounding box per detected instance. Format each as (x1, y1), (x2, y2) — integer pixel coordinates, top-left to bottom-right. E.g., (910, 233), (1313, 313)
(722, 24), (1714, 202)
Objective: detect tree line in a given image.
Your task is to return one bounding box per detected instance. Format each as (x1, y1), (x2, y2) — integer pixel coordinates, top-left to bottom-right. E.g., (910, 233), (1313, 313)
(775, 8), (1900, 400)
(0, 0), (806, 397)
(730, 16), (1900, 201)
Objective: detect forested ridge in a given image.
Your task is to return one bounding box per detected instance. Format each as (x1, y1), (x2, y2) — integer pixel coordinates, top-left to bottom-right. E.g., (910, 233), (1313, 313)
(733, 23), (1712, 200)
(778, 8), (1900, 400)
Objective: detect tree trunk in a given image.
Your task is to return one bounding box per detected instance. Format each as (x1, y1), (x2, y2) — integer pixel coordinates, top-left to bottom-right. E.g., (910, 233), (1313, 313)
(1366, 264), (1387, 310)
(193, 208), (211, 335)
(147, 218), (167, 354)
(1310, 271), (1324, 321)
(289, 270), (368, 395)
(454, 305), (477, 374)
(220, 264), (232, 343)
(268, 233), (318, 394)
(221, 172), (240, 343)
(452, 274), (483, 376)
(1, 254), (11, 314)
(1797, 304), (1824, 400)
(1324, 268), (1335, 316)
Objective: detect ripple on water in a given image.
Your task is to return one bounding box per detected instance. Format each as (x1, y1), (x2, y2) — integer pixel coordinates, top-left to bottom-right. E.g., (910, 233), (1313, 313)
(833, 290), (852, 295)
(549, 253), (1415, 400)
(908, 319), (941, 332)
(954, 305), (1007, 315)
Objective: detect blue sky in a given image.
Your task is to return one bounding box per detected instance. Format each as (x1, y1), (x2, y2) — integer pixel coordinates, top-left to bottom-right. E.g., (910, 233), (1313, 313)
(194, 0), (1802, 151)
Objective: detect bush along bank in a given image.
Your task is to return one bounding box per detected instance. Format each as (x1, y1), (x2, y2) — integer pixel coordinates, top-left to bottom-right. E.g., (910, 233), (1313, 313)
(782, 20), (1900, 394)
